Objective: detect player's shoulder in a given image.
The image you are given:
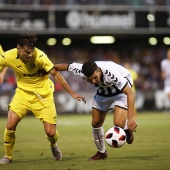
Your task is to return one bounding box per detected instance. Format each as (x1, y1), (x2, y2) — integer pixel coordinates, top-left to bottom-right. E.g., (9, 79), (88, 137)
(96, 61), (119, 70)
(34, 47), (46, 57)
(34, 47), (43, 53)
(2, 48), (17, 59)
(96, 61), (115, 78)
(95, 61), (113, 65)
(95, 61), (112, 69)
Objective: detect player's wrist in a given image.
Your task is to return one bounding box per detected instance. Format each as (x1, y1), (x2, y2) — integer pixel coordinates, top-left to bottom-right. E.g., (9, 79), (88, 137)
(127, 115), (133, 119)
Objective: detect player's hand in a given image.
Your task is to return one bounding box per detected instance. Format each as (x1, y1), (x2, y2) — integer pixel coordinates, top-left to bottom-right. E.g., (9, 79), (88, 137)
(128, 117), (137, 132)
(72, 93), (86, 103)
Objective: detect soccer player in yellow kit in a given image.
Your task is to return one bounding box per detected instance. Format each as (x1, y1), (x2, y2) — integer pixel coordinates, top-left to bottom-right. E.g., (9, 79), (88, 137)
(0, 33), (86, 164)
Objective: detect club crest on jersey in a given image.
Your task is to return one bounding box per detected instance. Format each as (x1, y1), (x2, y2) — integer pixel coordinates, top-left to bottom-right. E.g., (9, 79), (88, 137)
(39, 54), (43, 58)
(116, 82), (122, 88)
(30, 63), (36, 69)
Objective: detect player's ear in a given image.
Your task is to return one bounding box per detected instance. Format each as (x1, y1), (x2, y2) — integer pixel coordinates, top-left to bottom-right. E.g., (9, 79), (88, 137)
(17, 45), (21, 52)
(97, 67), (101, 74)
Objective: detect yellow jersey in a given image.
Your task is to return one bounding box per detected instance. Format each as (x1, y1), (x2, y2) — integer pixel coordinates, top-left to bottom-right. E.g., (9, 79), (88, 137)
(0, 45), (4, 54)
(0, 47), (54, 96)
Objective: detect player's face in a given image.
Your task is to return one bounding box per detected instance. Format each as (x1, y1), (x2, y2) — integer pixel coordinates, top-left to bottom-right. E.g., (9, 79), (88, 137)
(87, 68), (102, 85)
(17, 45), (34, 63)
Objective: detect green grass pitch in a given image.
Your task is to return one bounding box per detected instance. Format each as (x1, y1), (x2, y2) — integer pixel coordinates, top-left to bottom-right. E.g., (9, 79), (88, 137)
(0, 112), (170, 170)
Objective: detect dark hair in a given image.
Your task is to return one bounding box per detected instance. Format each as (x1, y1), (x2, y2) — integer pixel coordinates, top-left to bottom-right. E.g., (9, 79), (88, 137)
(17, 33), (37, 49)
(82, 61), (98, 77)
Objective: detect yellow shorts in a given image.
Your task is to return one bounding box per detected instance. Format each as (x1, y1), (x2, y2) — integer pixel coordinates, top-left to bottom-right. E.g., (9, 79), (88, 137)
(9, 88), (57, 125)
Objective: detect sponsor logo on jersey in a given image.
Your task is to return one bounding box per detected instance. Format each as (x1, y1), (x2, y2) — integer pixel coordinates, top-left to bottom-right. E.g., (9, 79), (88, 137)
(116, 82), (122, 88)
(23, 73), (38, 77)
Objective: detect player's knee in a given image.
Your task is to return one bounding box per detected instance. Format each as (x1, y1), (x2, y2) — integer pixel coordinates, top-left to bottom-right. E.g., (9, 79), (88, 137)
(114, 119), (124, 129)
(91, 121), (103, 128)
(46, 128), (56, 137)
(46, 131), (55, 137)
(6, 123), (16, 130)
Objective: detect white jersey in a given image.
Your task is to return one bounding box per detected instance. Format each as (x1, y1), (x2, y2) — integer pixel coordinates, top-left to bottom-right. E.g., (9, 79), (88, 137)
(68, 61), (133, 97)
(161, 59), (170, 87)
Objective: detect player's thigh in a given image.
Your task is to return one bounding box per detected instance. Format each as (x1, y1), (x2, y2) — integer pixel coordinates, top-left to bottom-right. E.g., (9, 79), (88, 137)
(33, 101), (57, 125)
(9, 90), (29, 120)
(91, 108), (107, 128)
(114, 106), (127, 128)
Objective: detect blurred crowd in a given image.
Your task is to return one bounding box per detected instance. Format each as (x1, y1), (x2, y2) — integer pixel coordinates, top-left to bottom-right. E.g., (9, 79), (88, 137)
(0, 41), (166, 95)
(0, 0), (169, 6)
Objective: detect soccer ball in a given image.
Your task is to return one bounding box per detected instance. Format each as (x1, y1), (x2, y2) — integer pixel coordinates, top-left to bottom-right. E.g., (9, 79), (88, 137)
(105, 126), (127, 148)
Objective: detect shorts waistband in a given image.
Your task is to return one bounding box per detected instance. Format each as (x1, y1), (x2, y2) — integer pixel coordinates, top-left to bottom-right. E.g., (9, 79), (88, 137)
(97, 91), (123, 97)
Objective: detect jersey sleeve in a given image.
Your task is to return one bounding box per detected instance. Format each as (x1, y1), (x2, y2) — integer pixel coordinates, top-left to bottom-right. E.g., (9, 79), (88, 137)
(104, 69), (128, 91)
(68, 62), (86, 78)
(0, 45), (4, 54)
(38, 52), (54, 72)
(0, 54), (7, 71)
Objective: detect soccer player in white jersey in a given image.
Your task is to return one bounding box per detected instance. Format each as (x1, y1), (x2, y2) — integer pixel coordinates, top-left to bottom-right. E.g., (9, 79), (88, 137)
(161, 48), (170, 111)
(55, 61), (137, 160)
(0, 33), (86, 164)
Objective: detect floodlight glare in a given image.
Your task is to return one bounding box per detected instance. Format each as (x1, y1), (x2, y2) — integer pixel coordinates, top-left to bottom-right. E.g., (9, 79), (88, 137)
(147, 14), (155, 22)
(47, 38), (57, 46)
(148, 37), (157, 45)
(163, 37), (170, 45)
(90, 36), (115, 44)
(62, 38), (71, 46)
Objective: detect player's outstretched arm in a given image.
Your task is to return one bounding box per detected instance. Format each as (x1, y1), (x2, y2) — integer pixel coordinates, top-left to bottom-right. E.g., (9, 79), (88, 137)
(54, 63), (68, 71)
(50, 67), (86, 103)
(123, 85), (137, 132)
(0, 67), (8, 84)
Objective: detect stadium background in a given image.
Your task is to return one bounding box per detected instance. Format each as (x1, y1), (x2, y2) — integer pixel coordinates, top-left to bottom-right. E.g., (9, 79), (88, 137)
(0, 0), (170, 115)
